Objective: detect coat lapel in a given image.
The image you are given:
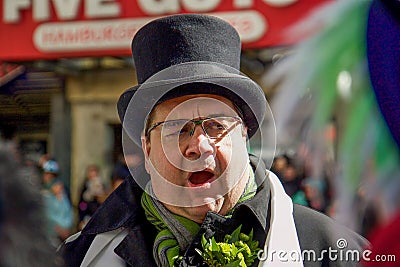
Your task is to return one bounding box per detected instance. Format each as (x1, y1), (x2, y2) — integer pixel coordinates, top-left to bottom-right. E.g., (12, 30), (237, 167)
(81, 228), (126, 267)
(114, 224), (157, 267)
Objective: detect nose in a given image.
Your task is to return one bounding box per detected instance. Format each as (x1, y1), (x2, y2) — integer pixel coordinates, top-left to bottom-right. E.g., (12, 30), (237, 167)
(184, 125), (214, 160)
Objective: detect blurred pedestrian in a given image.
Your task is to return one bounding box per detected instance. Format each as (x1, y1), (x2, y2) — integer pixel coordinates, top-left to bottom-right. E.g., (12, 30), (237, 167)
(280, 162), (301, 197)
(271, 154), (289, 179)
(110, 153), (130, 190)
(303, 177), (327, 213)
(78, 164), (108, 230)
(281, 161), (309, 207)
(0, 140), (58, 267)
(41, 159), (73, 246)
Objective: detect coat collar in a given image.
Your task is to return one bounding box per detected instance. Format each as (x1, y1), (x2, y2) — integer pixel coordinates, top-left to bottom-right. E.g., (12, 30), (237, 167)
(238, 154), (271, 230)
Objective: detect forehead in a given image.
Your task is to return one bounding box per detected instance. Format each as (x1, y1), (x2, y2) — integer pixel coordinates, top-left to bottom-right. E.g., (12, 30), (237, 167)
(152, 94), (239, 121)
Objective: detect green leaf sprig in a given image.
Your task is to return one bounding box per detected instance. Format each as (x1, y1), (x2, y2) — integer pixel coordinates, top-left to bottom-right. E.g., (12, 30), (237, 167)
(195, 225), (261, 267)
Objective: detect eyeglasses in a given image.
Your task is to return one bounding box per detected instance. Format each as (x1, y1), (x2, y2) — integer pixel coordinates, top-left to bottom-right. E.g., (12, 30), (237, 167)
(146, 116), (243, 143)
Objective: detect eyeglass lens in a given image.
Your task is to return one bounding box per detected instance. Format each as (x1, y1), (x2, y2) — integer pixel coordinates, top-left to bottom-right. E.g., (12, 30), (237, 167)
(161, 117), (239, 142)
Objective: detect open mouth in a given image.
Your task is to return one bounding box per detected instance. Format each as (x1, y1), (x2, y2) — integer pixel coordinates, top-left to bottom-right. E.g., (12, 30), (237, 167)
(188, 171), (215, 187)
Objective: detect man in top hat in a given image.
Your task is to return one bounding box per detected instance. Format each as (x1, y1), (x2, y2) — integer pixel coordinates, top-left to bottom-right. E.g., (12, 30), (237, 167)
(61, 14), (367, 266)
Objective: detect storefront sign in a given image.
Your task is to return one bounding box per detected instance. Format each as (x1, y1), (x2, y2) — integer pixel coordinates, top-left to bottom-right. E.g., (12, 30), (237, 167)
(0, 0), (331, 61)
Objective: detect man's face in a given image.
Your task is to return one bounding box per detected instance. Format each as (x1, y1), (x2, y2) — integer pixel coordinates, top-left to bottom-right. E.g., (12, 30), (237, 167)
(142, 94), (250, 223)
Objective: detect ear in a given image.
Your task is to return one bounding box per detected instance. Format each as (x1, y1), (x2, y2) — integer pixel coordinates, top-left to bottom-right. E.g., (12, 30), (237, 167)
(141, 135), (151, 174)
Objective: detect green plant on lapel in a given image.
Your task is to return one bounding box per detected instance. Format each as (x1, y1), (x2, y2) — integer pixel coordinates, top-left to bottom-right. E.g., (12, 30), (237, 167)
(195, 225), (262, 267)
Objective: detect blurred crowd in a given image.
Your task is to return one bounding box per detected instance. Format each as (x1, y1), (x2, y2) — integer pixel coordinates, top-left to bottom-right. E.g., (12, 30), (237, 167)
(271, 153), (333, 215)
(41, 153), (143, 238)
(0, 138), (140, 251)
(0, 140), (59, 266)
(271, 151), (382, 238)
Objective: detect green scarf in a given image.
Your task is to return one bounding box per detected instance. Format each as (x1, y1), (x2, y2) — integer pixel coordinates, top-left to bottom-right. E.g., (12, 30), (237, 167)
(141, 166), (257, 267)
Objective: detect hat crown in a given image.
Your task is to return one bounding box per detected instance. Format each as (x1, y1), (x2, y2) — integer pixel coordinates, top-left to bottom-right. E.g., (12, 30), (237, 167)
(132, 14), (241, 84)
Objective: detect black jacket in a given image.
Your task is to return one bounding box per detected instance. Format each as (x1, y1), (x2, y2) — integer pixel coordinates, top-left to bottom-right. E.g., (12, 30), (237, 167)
(61, 157), (367, 267)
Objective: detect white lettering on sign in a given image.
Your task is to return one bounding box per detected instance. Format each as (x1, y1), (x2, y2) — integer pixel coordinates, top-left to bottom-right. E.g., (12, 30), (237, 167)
(182, 0), (220, 12)
(53, 0), (81, 20)
(136, 0), (298, 15)
(3, 0), (121, 23)
(233, 0), (252, 8)
(137, 0), (223, 14)
(34, 0), (51, 21)
(33, 17), (151, 51)
(263, 0), (298, 7)
(86, 0), (121, 18)
(214, 11), (266, 43)
(3, 0), (298, 23)
(33, 10), (266, 52)
(137, 0), (179, 15)
(4, 0), (30, 23)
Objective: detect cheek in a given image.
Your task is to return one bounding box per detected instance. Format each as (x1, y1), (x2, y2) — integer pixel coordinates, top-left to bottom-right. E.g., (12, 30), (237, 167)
(148, 143), (183, 179)
(149, 148), (167, 172)
(217, 132), (247, 158)
(217, 134), (248, 175)
(214, 145), (230, 171)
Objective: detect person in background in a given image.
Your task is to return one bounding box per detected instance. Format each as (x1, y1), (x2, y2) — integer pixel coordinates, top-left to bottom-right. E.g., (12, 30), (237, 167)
(77, 164), (108, 230)
(270, 154), (289, 179)
(41, 159), (73, 246)
(110, 153), (131, 191)
(0, 140), (58, 267)
(302, 177), (327, 213)
(280, 162), (302, 197)
(111, 153), (143, 191)
(271, 155), (308, 207)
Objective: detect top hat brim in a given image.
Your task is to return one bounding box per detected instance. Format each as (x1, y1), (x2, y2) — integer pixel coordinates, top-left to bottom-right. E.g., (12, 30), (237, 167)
(117, 61), (267, 146)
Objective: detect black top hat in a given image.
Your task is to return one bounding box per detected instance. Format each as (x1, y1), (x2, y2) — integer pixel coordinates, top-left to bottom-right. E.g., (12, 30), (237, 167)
(117, 14), (267, 145)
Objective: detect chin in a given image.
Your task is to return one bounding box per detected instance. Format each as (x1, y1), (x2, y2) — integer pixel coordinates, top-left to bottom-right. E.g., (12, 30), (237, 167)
(185, 198), (225, 223)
